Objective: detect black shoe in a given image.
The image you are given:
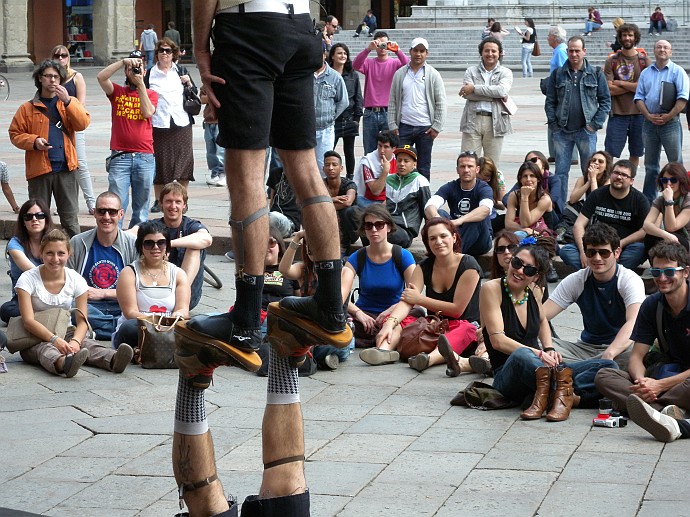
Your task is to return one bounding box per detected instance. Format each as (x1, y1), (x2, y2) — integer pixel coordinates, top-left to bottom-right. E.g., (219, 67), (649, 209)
(571, 159), (579, 165)
(150, 200), (161, 213)
(279, 296), (347, 334)
(547, 263), (559, 283)
(547, 157), (556, 164)
(187, 313), (261, 352)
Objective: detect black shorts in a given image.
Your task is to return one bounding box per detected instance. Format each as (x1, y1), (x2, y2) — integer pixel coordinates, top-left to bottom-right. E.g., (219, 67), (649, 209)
(212, 13), (322, 150)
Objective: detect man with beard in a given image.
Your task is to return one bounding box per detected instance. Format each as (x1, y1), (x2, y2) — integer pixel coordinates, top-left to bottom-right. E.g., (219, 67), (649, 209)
(595, 241), (690, 439)
(604, 23), (651, 169)
(559, 159), (650, 270)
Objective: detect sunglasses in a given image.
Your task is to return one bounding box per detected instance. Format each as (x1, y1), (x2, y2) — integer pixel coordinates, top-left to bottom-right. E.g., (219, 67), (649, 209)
(459, 151), (478, 159)
(268, 237), (278, 248)
(649, 267), (685, 278)
(96, 208), (120, 217)
(660, 177), (679, 185)
(363, 220), (386, 231)
(584, 248), (613, 258)
(590, 157), (606, 164)
(143, 239), (167, 250)
(158, 48), (173, 54)
(510, 256), (538, 277)
(53, 53), (69, 59)
(495, 244), (517, 254)
(23, 212), (47, 221)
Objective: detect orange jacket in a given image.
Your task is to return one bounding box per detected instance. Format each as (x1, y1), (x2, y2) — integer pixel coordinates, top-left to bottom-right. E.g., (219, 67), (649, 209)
(8, 93), (90, 180)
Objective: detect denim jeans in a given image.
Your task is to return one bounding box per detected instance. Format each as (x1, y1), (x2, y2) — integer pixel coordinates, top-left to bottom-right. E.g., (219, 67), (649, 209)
(552, 128), (597, 214)
(113, 318), (138, 349)
(312, 344), (351, 365)
(75, 131), (96, 210)
(492, 347), (617, 406)
(356, 196), (382, 208)
(584, 21), (602, 33)
(86, 301), (122, 341)
(203, 122), (225, 177)
(642, 117), (682, 202)
(559, 242), (646, 271)
(521, 46), (533, 78)
(397, 122), (434, 181)
(363, 109), (389, 154)
(145, 50), (155, 70)
(107, 152), (155, 229)
(315, 124), (335, 173)
(439, 209), (492, 257)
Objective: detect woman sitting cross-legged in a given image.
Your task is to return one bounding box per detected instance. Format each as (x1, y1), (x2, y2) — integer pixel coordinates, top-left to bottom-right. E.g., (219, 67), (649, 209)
(480, 242), (617, 421)
(368, 217), (484, 374)
(113, 221), (190, 349)
(16, 229), (133, 378)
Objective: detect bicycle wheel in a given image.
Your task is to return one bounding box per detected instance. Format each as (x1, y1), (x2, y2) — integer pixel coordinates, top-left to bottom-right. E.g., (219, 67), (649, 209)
(0, 74), (9, 101)
(203, 264), (223, 289)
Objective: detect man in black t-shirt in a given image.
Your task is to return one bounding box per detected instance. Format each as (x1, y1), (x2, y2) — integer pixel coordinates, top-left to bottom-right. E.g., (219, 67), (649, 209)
(559, 159), (649, 270)
(595, 241), (690, 441)
(267, 166), (301, 239)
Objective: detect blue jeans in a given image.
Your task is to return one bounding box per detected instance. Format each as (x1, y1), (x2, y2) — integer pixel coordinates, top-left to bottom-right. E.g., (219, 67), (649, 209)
(560, 242), (646, 271)
(145, 50), (155, 70)
(203, 122), (225, 177)
(87, 301), (122, 341)
(363, 109), (389, 154)
(492, 347), (617, 406)
(397, 122), (434, 181)
(113, 318), (138, 349)
(552, 128), (597, 214)
(356, 196), (382, 208)
(584, 21), (602, 33)
(521, 46), (533, 77)
(312, 344), (351, 365)
(107, 152), (155, 229)
(439, 209), (492, 257)
(315, 124), (335, 173)
(642, 117), (682, 202)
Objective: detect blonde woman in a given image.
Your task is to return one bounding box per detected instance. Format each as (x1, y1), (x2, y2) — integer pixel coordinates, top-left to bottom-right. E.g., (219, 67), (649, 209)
(50, 45), (96, 214)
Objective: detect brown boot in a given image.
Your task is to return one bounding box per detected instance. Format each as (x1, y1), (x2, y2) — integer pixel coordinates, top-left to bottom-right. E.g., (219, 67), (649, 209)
(546, 366), (574, 422)
(520, 366), (551, 420)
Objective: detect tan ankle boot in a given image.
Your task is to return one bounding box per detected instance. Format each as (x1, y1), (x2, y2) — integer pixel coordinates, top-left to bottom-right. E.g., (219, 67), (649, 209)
(546, 366), (574, 422)
(520, 366), (551, 420)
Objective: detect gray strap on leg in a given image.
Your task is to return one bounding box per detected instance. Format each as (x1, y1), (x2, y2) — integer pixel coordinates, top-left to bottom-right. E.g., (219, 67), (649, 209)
(300, 195), (333, 210)
(230, 206), (269, 277)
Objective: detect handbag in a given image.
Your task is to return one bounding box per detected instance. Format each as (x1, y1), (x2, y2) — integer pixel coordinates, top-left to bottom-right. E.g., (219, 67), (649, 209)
(183, 84), (201, 116)
(532, 40), (541, 56)
(136, 314), (183, 369)
(396, 314), (448, 360)
(5, 307), (85, 354)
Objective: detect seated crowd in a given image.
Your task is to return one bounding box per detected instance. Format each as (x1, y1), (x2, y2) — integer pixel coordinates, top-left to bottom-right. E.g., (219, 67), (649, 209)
(3, 131), (690, 441)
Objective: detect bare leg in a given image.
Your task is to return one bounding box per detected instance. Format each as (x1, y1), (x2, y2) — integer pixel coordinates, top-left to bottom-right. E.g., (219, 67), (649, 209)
(259, 404), (306, 497)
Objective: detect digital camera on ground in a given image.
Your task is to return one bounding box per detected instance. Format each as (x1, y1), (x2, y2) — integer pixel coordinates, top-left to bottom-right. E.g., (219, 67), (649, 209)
(593, 398), (627, 428)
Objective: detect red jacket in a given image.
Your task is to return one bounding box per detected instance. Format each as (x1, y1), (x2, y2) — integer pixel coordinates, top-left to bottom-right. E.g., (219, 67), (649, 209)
(9, 93), (90, 180)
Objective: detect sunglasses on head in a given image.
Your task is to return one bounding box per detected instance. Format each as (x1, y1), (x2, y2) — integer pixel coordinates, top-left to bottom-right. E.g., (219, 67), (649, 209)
(649, 267), (685, 278)
(584, 248), (613, 258)
(363, 220), (386, 231)
(158, 47), (173, 54)
(143, 239), (167, 250)
(495, 244), (517, 254)
(268, 237), (278, 247)
(660, 177), (679, 185)
(23, 212), (46, 221)
(528, 156), (540, 163)
(96, 208), (120, 217)
(510, 256), (538, 277)
(53, 53), (69, 59)
(459, 151), (478, 159)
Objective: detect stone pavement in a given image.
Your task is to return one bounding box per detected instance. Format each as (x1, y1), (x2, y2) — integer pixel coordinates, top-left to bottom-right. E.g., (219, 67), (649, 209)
(1, 67), (690, 516)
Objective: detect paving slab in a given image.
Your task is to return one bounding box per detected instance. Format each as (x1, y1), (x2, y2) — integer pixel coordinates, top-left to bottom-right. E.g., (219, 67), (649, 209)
(538, 480), (644, 516)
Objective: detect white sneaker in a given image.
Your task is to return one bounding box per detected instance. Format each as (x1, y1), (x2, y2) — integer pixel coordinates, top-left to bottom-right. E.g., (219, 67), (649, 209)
(627, 395), (682, 442)
(216, 174), (227, 187)
(661, 405), (686, 420)
(206, 175), (220, 186)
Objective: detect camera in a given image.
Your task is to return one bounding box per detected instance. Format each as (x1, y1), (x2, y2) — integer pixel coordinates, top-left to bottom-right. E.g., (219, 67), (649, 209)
(592, 398), (627, 428)
(377, 41), (398, 52)
(131, 66), (141, 75)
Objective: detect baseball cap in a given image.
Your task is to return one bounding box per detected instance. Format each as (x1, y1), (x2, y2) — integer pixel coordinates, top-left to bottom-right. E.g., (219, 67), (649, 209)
(410, 37), (429, 50)
(394, 145), (417, 160)
(129, 49), (144, 59)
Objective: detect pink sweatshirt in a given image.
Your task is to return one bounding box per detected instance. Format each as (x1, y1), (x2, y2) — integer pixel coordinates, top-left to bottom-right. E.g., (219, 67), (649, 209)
(353, 48), (409, 108)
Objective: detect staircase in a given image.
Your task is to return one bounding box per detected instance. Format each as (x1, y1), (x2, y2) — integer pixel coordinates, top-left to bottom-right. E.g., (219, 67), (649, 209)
(333, 23), (690, 72)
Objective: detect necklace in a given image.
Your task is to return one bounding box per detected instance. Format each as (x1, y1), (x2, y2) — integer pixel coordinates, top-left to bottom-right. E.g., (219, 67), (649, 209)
(503, 276), (529, 305)
(146, 267), (164, 286)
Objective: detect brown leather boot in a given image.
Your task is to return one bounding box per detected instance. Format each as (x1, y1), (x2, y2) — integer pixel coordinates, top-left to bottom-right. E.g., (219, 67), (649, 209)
(546, 366), (574, 422)
(520, 366), (551, 420)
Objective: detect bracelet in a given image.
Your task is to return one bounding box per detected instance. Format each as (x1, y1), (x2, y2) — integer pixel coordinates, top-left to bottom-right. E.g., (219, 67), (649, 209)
(70, 338), (82, 346)
(49, 334), (59, 344)
(388, 316), (400, 327)
(543, 347), (555, 352)
(289, 241), (300, 250)
(489, 331), (505, 336)
(664, 200), (675, 206)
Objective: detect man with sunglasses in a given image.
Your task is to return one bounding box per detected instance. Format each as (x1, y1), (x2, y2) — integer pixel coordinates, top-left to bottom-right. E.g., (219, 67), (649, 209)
(595, 241), (690, 427)
(68, 192), (137, 339)
(559, 159), (650, 271)
(424, 151), (493, 257)
(544, 223), (645, 367)
(9, 59), (90, 238)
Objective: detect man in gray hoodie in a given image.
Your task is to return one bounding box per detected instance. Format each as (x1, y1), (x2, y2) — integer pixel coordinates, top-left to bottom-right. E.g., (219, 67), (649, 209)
(138, 24), (158, 70)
